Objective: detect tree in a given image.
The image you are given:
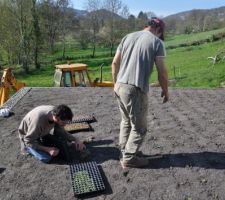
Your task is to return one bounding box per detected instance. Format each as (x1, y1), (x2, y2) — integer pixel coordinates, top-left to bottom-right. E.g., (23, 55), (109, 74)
(58, 0), (73, 59)
(120, 5), (129, 19)
(31, 0), (41, 69)
(136, 11), (148, 30)
(103, 0), (127, 56)
(0, 0), (43, 72)
(0, 0), (86, 71)
(203, 16), (210, 32)
(77, 28), (91, 50)
(127, 14), (136, 32)
(145, 11), (156, 19)
(0, 1), (20, 65)
(8, 0), (33, 73)
(39, 0), (61, 54)
(85, 0), (102, 58)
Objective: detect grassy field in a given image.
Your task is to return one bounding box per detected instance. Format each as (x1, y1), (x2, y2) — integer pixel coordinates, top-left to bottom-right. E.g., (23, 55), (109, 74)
(11, 28), (225, 88)
(166, 41), (225, 88)
(166, 28), (225, 47)
(16, 46), (114, 87)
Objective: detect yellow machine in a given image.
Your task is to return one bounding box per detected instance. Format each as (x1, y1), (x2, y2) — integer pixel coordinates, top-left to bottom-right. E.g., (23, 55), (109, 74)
(0, 68), (26, 106)
(53, 63), (114, 87)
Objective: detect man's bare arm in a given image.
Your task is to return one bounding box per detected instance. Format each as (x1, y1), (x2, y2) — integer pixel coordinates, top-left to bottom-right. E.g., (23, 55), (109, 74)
(112, 51), (121, 83)
(155, 57), (169, 103)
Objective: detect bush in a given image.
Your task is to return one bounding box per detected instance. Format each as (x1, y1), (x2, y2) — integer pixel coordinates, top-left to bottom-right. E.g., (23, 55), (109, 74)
(211, 32), (225, 42)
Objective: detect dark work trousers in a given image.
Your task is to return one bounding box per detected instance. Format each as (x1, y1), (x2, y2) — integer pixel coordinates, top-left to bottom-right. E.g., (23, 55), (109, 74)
(42, 126), (73, 162)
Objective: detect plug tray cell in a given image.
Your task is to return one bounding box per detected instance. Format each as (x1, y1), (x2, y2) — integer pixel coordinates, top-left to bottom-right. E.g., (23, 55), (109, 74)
(70, 161), (105, 197)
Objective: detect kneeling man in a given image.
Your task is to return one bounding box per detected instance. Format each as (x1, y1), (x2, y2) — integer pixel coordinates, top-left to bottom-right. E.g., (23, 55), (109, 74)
(18, 104), (86, 163)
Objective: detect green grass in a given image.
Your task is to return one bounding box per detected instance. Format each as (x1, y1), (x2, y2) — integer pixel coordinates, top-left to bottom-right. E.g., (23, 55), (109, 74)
(17, 67), (55, 87)
(7, 28), (225, 89)
(166, 27), (225, 48)
(16, 47), (114, 87)
(165, 41), (225, 88)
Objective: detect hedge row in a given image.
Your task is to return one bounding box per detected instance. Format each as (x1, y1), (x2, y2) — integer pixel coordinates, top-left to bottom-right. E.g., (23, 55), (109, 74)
(167, 32), (225, 50)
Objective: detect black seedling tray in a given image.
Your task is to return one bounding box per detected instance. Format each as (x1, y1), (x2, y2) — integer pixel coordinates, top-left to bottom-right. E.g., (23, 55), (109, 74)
(70, 161), (105, 197)
(71, 115), (96, 123)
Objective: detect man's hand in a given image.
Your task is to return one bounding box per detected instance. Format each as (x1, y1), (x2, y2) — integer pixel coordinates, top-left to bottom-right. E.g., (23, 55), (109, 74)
(72, 140), (86, 151)
(36, 144), (59, 157)
(48, 147), (60, 157)
(155, 57), (169, 104)
(161, 90), (169, 103)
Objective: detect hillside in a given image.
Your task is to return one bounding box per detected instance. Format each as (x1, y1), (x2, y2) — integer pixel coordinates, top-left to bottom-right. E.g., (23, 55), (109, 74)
(164, 6), (225, 34)
(72, 8), (123, 20)
(72, 6), (225, 34)
(14, 27), (225, 89)
(72, 8), (88, 17)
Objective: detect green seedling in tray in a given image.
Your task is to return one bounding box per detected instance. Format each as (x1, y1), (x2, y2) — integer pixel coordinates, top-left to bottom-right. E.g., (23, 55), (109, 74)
(73, 170), (96, 193)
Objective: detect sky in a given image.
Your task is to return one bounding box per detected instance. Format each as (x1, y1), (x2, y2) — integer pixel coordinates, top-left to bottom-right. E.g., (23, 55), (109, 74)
(71, 0), (225, 17)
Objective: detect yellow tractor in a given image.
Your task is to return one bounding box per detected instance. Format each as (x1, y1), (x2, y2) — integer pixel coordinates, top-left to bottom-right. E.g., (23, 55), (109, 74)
(0, 68), (26, 106)
(53, 63), (114, 87)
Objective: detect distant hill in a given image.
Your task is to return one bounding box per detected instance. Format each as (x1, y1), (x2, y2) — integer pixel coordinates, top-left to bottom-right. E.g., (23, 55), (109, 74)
(164, 6), (225, 34)
(72, 6), (225, 34)
(72, 8), (88, 17)
(90, 9), (123, 20)
(71, 8), (123, 20)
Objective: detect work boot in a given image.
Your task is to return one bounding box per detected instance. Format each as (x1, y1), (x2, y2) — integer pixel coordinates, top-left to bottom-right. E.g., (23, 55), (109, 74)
(136, 151), (163, 159)
(120, 156), (149, 169)
(120, 150), (144, 159)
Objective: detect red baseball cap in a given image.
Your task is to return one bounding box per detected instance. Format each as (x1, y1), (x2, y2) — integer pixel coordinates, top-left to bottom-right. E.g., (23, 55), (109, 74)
(148, 17), (165, 40)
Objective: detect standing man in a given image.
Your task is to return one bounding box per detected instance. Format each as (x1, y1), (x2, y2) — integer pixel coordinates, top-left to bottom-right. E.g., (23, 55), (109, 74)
(18, 104), (86, 163)
(112, 18), (169, 168)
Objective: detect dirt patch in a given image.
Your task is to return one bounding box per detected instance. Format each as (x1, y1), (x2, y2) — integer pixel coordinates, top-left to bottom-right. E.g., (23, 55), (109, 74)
(0, 87), (225, 200)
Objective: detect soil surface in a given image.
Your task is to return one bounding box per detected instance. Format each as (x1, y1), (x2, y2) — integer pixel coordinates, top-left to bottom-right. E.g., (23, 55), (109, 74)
(0, 87), (225, 200)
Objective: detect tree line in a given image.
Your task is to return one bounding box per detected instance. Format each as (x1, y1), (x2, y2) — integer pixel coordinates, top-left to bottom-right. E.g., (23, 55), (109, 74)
(164, 8), (225, 34)
(0, 0), (154, 73)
